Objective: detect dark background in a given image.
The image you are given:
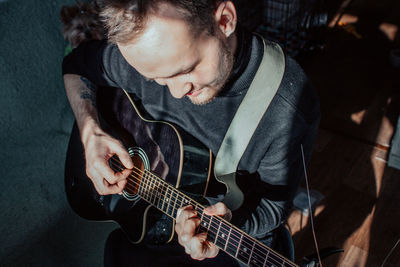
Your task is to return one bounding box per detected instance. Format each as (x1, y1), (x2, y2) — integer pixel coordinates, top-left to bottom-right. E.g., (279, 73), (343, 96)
(0, 0), (116, 266)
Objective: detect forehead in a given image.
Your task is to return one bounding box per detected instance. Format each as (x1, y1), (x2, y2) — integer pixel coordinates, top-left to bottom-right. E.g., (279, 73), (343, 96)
(117, 4), (203, 78)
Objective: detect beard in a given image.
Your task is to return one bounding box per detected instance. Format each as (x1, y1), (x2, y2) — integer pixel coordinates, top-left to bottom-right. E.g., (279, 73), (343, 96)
(187, 36), (235, 106)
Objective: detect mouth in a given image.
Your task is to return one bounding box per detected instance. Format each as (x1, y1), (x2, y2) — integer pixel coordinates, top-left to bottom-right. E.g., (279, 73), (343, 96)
(186, 88), (203, 97)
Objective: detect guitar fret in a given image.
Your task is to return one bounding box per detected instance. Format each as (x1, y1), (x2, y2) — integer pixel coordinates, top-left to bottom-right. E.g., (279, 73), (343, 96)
(137, 170), (144, 196)
(250, 242), (271, 267)
(145, 172), (152, 202)
(263, 246), (270, 267)
(145, 172), (153, 203)
(201, 213), (212, 232)
(172, 192), (182, 218)
(235, 231), (243, 259)
(140, 171), (149, 201)
(155, 179), (162, 208)
(147, 172), (154, 204)
(215, 220), (229, 249)
(237, 235), (252, 264)
(166, 188), (173, 216)
(163, 186), (172, 214)
(176, 192), (185, 216)
(225, 228), (241, 258)
(150, 174), (159, 205)
(161, 183), (169, 212)
(214, 218), (222, 246)
(267, 251), (285, 267)
(169, 190), (178, 217)
(224, 225), (232, 251)
(156, 181), (165, 210)
(248, 241), (255, 266)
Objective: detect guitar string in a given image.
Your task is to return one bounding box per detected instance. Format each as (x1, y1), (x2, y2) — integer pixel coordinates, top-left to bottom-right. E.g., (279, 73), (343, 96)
(107, 160), (261, 262)
(108, 159), (296, 267)
(109, 160), (294, 267)
(109, 159), (296, 267)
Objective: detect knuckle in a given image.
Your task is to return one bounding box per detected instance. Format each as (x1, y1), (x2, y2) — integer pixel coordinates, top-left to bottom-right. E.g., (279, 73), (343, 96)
(108, 175), (118, 184)
(216, 202), (226, 211)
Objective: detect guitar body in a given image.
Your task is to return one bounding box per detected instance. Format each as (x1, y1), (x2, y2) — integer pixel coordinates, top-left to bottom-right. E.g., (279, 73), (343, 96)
(65, 87), (305, 267)
(65, 87), (213, 244)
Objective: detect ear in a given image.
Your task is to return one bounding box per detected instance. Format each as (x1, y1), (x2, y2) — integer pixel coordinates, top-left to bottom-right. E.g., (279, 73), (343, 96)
(214, 1), (237, 37)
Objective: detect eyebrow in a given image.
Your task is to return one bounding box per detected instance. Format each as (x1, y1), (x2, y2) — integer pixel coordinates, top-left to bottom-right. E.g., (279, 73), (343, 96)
(145, 60), (199, 81)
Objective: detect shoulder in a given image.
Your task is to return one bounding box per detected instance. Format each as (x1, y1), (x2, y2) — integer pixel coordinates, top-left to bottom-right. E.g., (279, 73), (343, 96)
(101, 41), (152, 94)
(273, 54), (320, 125)
(101, 42), (139, 80)
(250, 35), (320, 126)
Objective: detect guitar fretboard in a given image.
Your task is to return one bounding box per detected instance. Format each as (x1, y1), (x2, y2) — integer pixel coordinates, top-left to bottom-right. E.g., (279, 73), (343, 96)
(131, 168), (298, 267)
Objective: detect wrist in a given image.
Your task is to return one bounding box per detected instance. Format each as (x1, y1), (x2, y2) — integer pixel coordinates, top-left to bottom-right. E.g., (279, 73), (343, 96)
(79, 117), (103, 148)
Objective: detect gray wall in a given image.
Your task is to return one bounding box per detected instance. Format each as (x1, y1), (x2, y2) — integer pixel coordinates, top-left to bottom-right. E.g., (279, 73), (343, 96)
(0, 1), (115, 266)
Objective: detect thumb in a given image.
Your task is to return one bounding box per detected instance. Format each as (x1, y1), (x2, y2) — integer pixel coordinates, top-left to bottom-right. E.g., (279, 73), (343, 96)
(110, 142), (134, 169)
(118, 150), (134, 169)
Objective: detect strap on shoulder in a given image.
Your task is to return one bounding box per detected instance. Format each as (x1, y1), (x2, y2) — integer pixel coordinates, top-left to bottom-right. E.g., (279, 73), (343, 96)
(214, 38), (285, 211)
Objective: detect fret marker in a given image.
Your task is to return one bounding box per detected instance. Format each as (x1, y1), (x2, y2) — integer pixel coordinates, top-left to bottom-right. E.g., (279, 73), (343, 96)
(203, 222), (207, 227)
(221, 233), (225, 238)
(243, 248), (247, 252)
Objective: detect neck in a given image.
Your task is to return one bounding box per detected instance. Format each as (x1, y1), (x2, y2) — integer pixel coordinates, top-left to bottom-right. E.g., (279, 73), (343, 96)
(228, 30), (238, 59)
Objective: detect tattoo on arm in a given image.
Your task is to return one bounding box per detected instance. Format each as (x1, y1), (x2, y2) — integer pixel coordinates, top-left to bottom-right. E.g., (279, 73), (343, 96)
(79, 77), (97, 108)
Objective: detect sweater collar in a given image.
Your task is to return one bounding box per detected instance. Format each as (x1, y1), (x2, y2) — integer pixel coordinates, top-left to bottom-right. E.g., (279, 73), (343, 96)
(219, 25), (254, 96)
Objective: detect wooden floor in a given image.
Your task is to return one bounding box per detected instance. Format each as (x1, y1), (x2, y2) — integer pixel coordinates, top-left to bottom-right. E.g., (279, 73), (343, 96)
(287, 1), (400, 266)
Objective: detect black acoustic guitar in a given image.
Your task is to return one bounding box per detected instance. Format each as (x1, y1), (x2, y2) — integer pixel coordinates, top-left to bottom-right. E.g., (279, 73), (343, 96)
(65, 87), (298, 267)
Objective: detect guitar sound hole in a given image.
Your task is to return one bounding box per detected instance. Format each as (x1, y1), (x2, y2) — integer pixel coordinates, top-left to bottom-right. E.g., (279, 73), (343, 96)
(122, 147), (149, 201)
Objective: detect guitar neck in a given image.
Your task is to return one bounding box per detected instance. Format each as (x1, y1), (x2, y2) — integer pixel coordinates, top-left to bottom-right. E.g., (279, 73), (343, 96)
(136, 169), (298, 267)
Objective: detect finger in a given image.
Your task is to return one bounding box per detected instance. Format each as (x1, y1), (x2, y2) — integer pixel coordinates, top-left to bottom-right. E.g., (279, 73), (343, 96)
(204, 202), (232, 221)
(188, 234), (204, 259)
(92, 177), (105, 195)
(116, 179), (128, 189)
(176, 205), (196, 225)
(93, 160), (118, 184)
(177, 217), (199, 246)
(189, 233), (219, 260)
(109, 141), (134, 169)
(102, 163), (132, 186)
(202, 241), (219, 259)
(102, 178), (125, 195)
(88, 170), (109, 195)
(114, 168), (133, 181)
(197, 232), (219, 259)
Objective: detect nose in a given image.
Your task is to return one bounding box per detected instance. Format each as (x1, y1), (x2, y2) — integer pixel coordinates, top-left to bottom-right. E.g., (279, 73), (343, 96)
(163, 77), (193, 99)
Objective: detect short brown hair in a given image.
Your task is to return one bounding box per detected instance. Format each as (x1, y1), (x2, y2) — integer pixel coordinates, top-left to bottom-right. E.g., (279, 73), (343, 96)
(100, 0), (221, 45)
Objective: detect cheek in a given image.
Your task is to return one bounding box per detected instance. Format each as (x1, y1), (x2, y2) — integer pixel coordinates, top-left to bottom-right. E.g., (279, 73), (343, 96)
(192, 64), (220, 86)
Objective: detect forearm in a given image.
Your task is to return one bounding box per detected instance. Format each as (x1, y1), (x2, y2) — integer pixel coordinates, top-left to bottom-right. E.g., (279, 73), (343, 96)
(63, 74), (104, 146)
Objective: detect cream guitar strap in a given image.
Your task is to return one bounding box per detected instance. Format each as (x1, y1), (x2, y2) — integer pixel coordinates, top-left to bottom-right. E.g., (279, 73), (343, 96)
(214, 38), (285, 211)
